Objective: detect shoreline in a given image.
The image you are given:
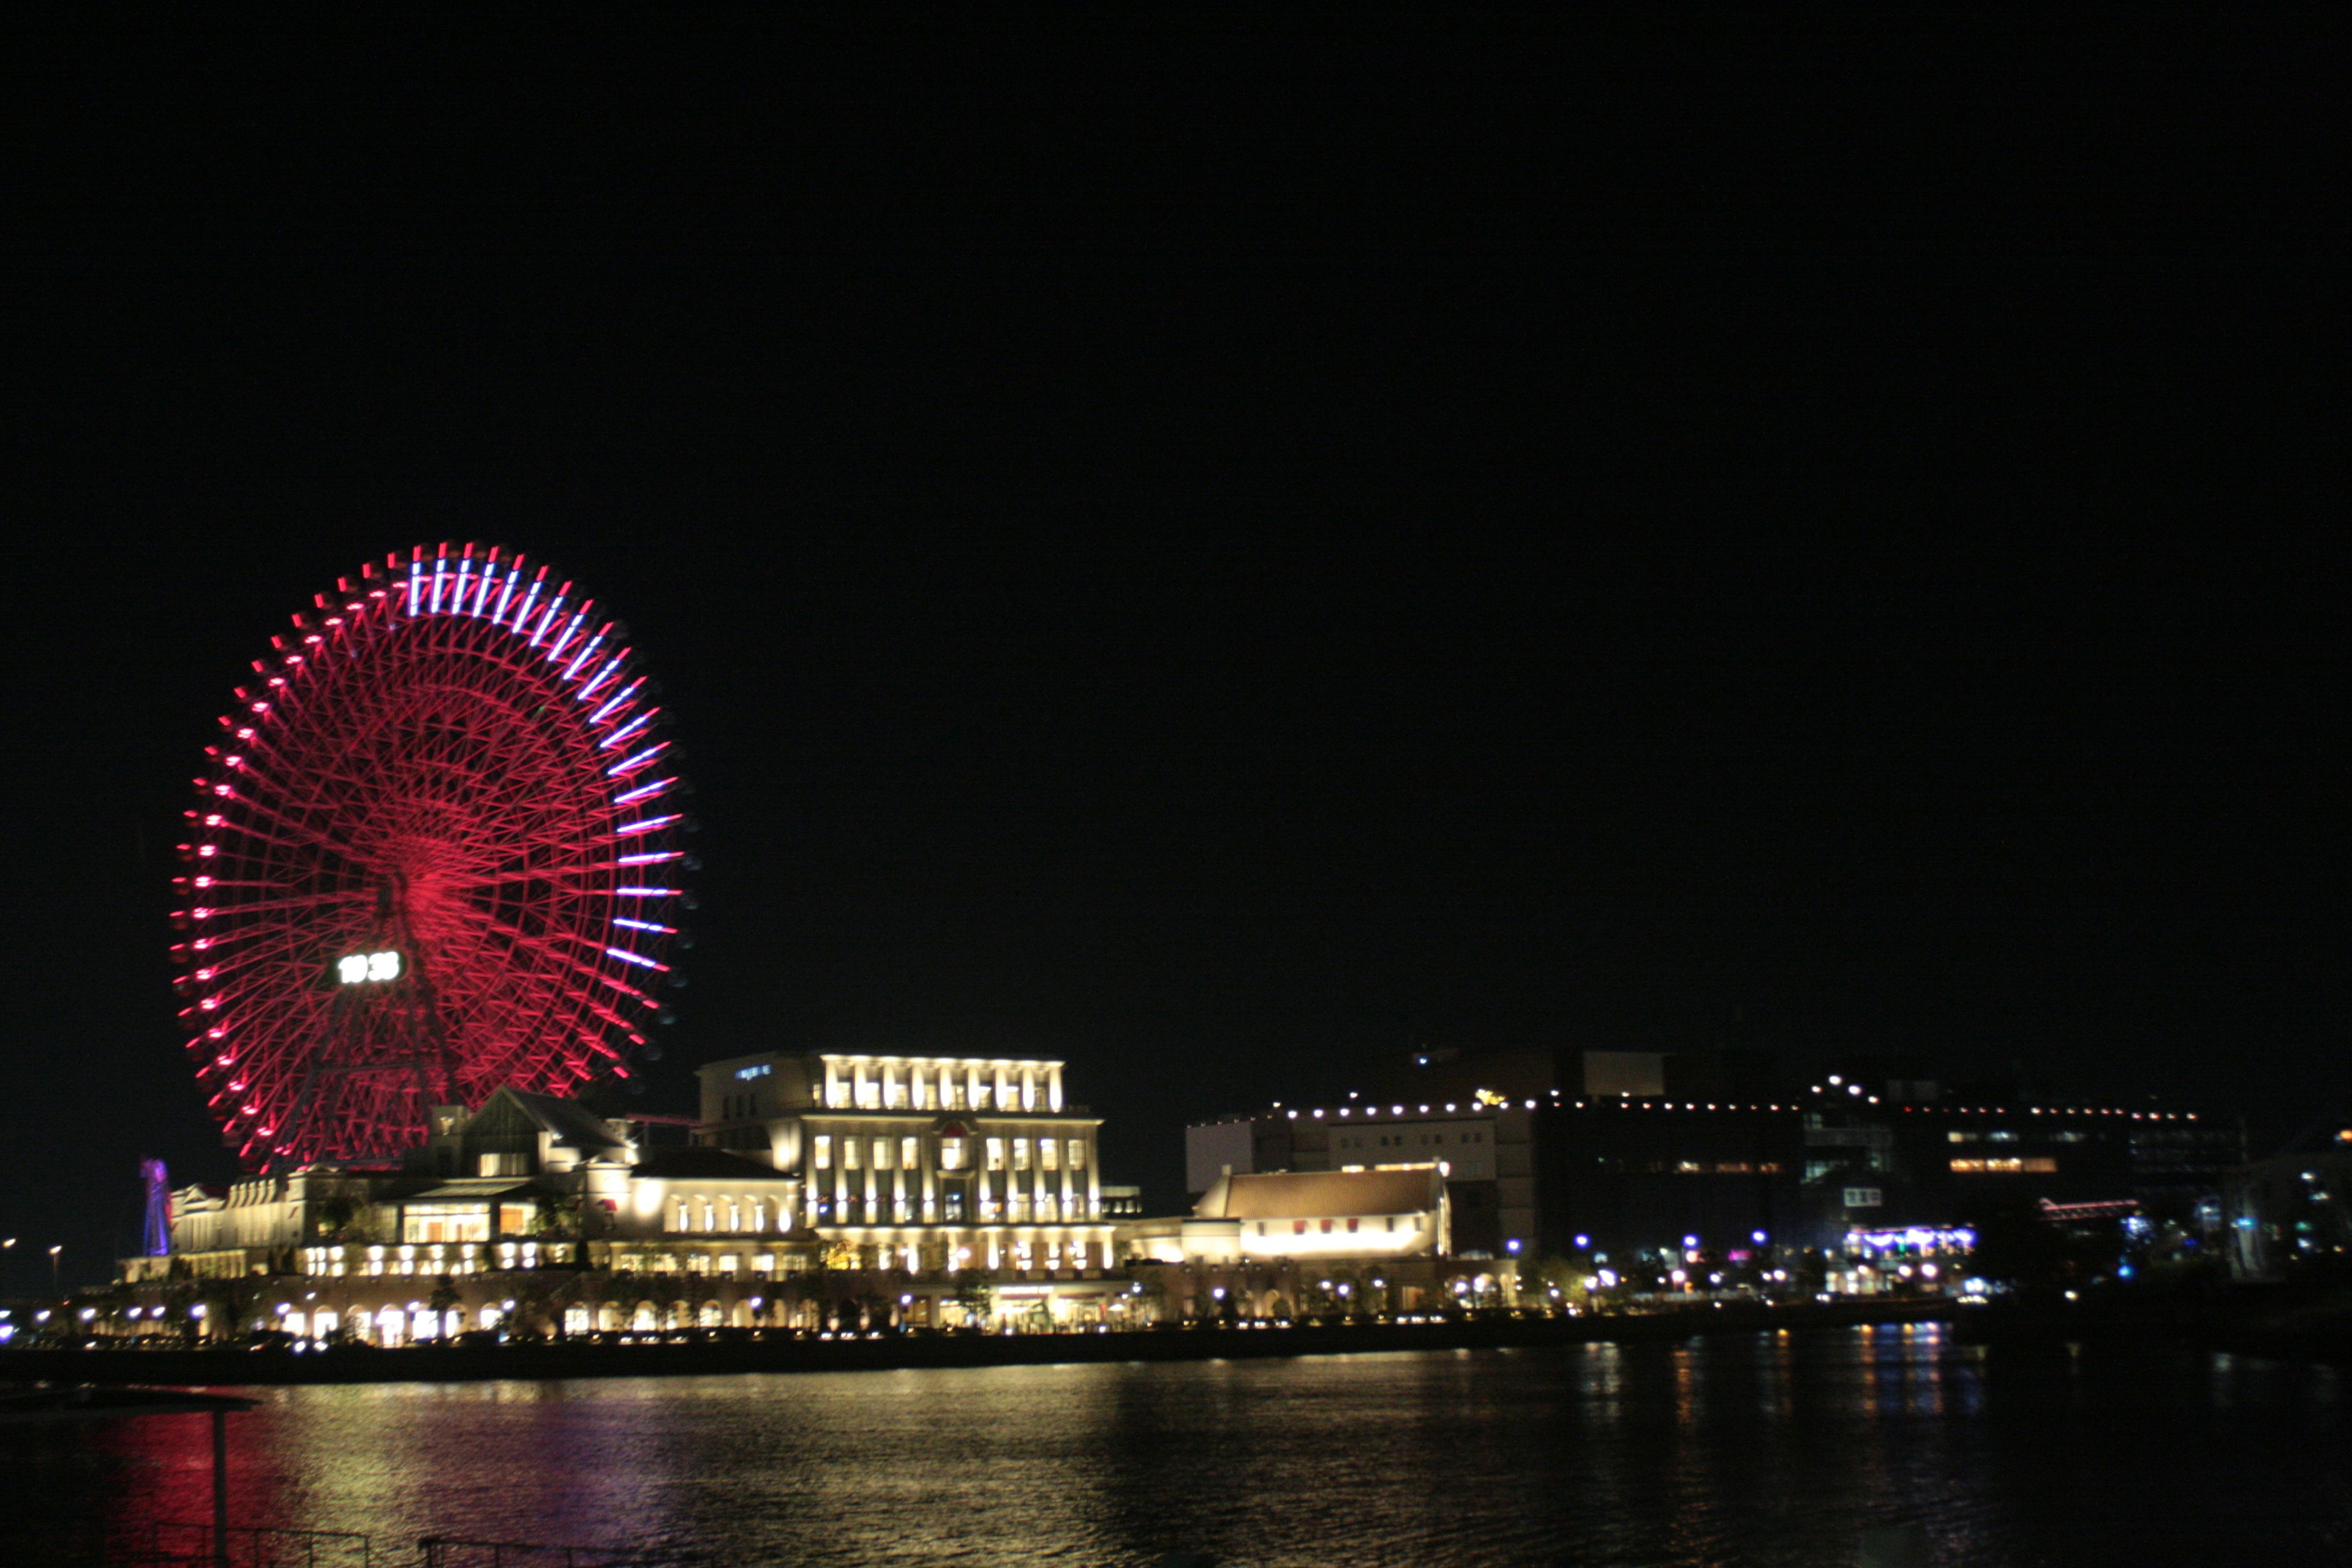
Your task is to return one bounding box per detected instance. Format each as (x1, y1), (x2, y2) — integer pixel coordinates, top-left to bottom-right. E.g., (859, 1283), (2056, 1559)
(1, 1299), (1956, 1387)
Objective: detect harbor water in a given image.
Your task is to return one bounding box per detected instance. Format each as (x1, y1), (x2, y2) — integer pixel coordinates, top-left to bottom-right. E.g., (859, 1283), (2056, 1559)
(6, 1324), (2347, 1565)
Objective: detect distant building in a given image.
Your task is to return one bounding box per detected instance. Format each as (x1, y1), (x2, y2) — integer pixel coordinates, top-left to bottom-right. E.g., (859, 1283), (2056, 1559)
(1189, 1050), (2226, 1265)
(2224, 1124), (2352, 1281)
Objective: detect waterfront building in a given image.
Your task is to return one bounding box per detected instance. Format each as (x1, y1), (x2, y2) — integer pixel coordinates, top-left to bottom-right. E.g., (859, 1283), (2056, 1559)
(692, 1050), (1129, 1327)
(1191, 1050), (2226, 1270)
(118, 1054), (1144, 1337)
(1121, 1164), (1483, 1317)
(119, 1087), (820, 1341)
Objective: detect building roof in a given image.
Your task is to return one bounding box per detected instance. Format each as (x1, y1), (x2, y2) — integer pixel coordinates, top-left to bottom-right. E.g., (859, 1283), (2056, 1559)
(1195, 1166), (1444, 1221)
(404, 1180), (542, 1203)
(494, 1088), (629, 1151)
(631, 1147), (791, 1181)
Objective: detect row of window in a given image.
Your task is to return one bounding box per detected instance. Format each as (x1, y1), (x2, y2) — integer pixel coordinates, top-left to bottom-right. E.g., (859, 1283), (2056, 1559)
(812, 1134), (1087, 1173)
(1947, 1129), (2090, 1145)
(1252, 1216), (1414, 1237)
(1336, 1129), (1490, 1150)
(299, 1242), (545, 1278)
(1950, 1157), (2059, 1174)
(813, 1193), (1100, 1224)
(669, 1196), (780, 1233)
(827, 1080), (1050, 1113)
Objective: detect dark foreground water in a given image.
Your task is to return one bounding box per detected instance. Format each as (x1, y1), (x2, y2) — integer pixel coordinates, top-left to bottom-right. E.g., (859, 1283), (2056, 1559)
(6, 1324), (2350, 1566)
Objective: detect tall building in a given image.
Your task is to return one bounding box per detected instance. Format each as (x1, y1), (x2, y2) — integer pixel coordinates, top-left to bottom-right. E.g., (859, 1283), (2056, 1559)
(693, 1051), (1126, 1321)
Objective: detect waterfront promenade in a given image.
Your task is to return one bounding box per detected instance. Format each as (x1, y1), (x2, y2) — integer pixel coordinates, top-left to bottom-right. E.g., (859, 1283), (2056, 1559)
(1, 1300), (1954, 1387)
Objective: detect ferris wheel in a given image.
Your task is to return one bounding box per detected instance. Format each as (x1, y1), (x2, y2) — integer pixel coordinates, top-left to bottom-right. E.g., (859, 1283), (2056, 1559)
(171, 543), (690, 1170)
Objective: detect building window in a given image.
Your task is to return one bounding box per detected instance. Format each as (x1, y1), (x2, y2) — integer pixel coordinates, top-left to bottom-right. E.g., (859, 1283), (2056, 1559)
(940, 1138), (968, 1171)
(1347, 1217), (1360, 1232)
(1068, 1139), (1087, 1170)
(1040, 1139), (1059, 1172)
(814, 1136), (832, 1170)
(1012, 1139), (1031, 1172)
(843, 1138), (861, 1170)
(1844, 1187), (1883, 1208)
(874, 1137), (895, 1170)
(1294, 1220), (1308, 1235)
(986, 1138), (1005, 1171)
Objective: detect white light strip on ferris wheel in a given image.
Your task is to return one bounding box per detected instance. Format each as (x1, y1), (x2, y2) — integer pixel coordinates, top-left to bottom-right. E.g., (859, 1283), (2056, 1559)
(508, 574), (545, 636)
(546, 605), (589, 660)
(492, 562), (523, 622)
(431, 554), (450, 614)
(530, 593), (568, 647)
(578, 655), (626, 702)
(612, 916), (676, 934)
(612, 775), (677, 805)
(598, 709), (655, 748)
(406, 556), (424, 617)
(609, 744), (669, 778)
(614, 813), (680, 837)
(588, 680), (643, 726)
(561, 628), (608, 682)
(452, 554), (473, 614)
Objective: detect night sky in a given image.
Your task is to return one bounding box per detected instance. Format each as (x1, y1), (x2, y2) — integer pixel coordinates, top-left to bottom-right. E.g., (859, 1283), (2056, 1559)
(3, 26), (2343, 1286)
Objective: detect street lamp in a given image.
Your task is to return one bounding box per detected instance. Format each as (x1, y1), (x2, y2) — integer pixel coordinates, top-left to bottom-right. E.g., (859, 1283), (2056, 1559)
(48, 1245), (62, 1297)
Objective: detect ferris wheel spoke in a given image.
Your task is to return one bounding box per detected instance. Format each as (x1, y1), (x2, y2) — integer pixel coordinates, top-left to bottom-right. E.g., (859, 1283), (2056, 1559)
(212, 794), (366, 867)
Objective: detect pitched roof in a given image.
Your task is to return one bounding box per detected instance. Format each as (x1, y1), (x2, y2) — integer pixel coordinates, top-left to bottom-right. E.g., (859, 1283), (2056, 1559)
(405, 1180), (543, 1202)
(491, 1088), (628, 1150)
(631, 1147), (791, 1181)
(1196, 1166), (1444, 1221)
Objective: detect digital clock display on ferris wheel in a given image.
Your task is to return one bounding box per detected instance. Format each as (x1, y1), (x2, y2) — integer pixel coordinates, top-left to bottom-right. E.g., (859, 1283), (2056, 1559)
(170, 543), (692, 1171)
(334, 951), (404, 984)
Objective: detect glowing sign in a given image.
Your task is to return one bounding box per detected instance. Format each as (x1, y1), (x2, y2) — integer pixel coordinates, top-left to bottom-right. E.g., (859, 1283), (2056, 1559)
(736, 1063), (772, 1081)
(336, 951), (402, 984)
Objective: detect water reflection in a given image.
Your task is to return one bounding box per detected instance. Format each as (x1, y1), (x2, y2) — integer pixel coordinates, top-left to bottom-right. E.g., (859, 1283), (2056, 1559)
(2, 1330), (2346, 1565)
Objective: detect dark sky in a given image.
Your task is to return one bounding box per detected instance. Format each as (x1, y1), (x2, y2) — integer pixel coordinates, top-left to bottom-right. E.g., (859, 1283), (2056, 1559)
(3, 24), (2345, 1285)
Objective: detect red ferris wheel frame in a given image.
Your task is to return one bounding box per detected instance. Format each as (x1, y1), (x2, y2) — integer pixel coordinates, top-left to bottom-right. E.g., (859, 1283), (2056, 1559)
(170, 543), (687, 1171)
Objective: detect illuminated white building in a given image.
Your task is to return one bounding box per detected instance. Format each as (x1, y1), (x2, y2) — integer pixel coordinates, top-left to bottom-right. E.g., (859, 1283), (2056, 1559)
(121, 1088), (818, 1341)
(695, 1051), (1127, 1325)
(1119, 1164), (1488, 1317)
(1125, 1166), (1450, 1267)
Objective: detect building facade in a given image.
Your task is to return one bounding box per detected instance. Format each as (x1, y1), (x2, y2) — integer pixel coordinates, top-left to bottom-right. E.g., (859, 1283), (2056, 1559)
(693, 1051), (1126, 1324)
(1123, 1164), (1487, 1317)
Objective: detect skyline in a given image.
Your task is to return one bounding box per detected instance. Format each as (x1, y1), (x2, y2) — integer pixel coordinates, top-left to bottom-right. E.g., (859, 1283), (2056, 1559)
(5, 30), (2346, 1287)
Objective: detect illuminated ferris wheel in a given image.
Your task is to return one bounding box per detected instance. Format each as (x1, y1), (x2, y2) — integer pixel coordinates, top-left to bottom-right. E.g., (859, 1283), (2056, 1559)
(171, 543), (690, 1170)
